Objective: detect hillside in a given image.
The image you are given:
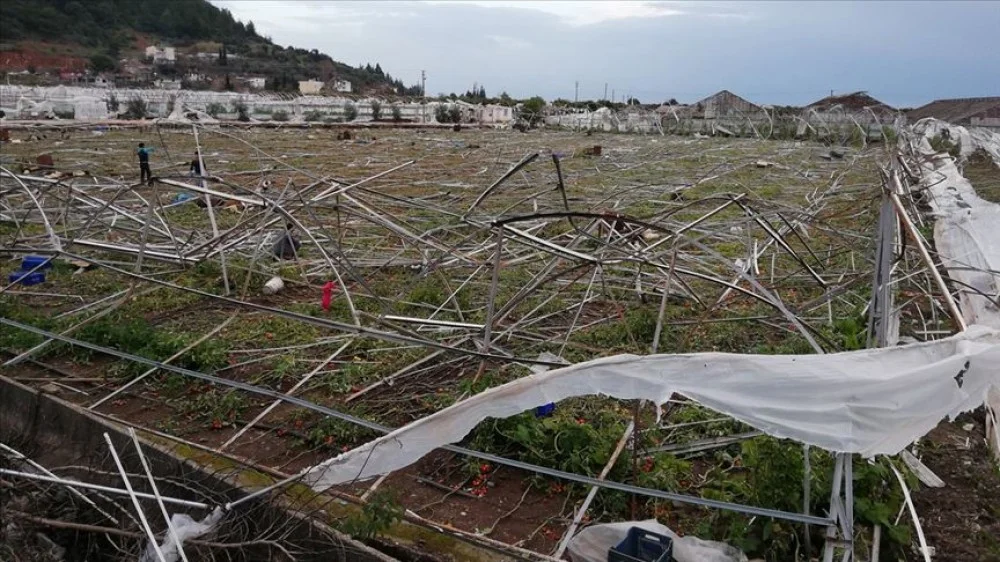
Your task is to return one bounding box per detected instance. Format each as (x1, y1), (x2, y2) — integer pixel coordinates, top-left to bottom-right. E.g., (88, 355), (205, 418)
(0, 0), (419, 95)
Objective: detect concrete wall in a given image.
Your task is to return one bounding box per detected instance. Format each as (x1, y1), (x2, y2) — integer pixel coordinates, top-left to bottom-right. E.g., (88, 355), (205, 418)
(0, 376), (395, 562)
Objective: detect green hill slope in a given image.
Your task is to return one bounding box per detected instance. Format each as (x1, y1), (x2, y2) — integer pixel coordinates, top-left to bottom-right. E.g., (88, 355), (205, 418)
(0, 0), (419, 95)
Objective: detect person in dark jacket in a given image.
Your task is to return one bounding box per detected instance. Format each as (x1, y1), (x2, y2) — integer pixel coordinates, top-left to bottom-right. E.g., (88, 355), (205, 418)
(189, 151), (206, 177)
(137, 142), (154, 185)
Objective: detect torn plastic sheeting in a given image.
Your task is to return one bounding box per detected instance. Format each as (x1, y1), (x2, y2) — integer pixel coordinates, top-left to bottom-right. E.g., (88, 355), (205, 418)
(567, 519), (747, 562)
(140, 507), (224, 562)
(302, 326), (1000, 491)
(913, 128), (1000, 329)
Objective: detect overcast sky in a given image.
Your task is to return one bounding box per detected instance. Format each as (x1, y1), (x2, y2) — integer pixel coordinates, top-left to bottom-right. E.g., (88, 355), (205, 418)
(211, 1), (999, 107)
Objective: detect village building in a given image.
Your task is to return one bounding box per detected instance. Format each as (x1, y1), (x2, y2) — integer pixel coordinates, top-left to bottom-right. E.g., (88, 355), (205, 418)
(806, 91), (897, 120)
(298, 79), (324, 95)
(907, 97), (1000, 130)
(689, 90), (762, 119)
(144, 45), (176, 65)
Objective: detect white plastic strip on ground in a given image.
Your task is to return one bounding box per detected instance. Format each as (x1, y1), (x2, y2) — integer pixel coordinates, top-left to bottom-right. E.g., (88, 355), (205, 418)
(911, 120), (1000, 461)
(303, 326), (1000, 490)
(911, 119), (1000, 329)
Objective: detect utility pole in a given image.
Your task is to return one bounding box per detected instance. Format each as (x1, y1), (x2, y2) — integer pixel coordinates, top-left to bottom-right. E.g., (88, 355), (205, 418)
(421, 70), (427, 123)
(612, 88), (615, 104)
(604, 82), (608, 101)
(574, 80), (579, 103)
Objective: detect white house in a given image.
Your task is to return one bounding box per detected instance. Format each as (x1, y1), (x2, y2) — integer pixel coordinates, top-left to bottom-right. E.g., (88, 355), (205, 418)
(246, 77), (267, 90)
(476, 104), (513, 125)
(155, 79), (182, 91)
(299, 79), (324, 95)
(145, 46), (176, 64)
(332, 79), (352, 93)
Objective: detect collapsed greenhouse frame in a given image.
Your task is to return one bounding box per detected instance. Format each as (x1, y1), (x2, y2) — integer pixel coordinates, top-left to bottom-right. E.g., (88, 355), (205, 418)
(1, 116), (998, 561)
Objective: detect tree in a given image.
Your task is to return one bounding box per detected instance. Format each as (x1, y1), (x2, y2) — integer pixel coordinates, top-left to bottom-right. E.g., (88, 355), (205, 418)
(89, 53), (117, 73)
(521, 96), (546, 125)
(370, 100), (382, 120)
(391, 105), (402, 122)
(374, 63), (383, 76)
(666, 98), (679, 106)
(233, 99), (250, 121)
(247, 21), (256, 36)
(344, 103), (358, 121)
(219, 44), (228, 66)
(434, 104), (450, 123)
(122, 98), (148, 120)
(498, 92), (514, 107)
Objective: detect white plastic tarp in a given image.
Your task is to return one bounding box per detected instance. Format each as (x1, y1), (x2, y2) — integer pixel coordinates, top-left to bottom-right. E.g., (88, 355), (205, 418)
(912, 121), (1000, 329)
(566, 519), (747, 562)
(140, 507), (224, 562)
(302, 326), (1000, 491)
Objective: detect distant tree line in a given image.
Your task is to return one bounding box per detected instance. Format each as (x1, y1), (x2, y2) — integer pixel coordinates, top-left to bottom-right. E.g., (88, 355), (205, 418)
(0, 0), (256, 48)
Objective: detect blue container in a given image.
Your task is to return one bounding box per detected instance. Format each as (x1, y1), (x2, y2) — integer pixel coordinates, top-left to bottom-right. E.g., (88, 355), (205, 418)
(8, 270), (46, 286)
(535, 402), (556, 418)
(608, 527), (673, 562)
(21, 255), (53, 270)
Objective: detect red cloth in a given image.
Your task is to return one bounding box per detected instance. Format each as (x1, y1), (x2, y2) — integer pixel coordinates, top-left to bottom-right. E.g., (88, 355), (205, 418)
(321, 281), (336, 311)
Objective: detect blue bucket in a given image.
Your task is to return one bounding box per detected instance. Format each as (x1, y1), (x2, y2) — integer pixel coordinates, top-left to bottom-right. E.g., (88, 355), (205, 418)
(8, 270), (46, 286)
(21, 255), (53, 270)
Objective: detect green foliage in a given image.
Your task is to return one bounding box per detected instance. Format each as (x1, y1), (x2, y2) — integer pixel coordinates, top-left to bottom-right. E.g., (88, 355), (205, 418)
(72, 314), (227, 378)
(303, 110), (325, 122)
(0, 0), (257, 46)
(122, 97), (148, 119)
(448, 105), (462, 124)
(205, 102), (226, 117)
(391, 104), (402, 122)
(853, 459), (914, 546)
(469, 409), (629, 478)
(88, 53), (117, 73)
(830, 313), (866, 351)
(370, 100), (382, 121)
(270, 109), (289, 121)
(232, 99), (249, 122)
(343, 103), (358, 122)
(306, 415), (378, 449)
(520, 96), (546, 125)
(106, 93), (119, 112)
(0, 299), (54, 351)
(691, 437), (915, 560)
(434, 104), (450, 123)
(182, 389), (247, 424)
(339, 490), (403, 540)
(929, 134), (961, 158)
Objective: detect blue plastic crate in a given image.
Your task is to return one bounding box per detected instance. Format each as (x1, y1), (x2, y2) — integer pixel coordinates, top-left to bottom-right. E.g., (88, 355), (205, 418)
(21, 255), (53, 270)
(8, 270), (46, 286)
(535, 402), (556, 418)
(608, 527), (673, 562)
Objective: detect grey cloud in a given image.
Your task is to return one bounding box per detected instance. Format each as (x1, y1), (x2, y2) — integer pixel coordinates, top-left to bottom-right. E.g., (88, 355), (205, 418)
(213, 1), (1000, 107)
